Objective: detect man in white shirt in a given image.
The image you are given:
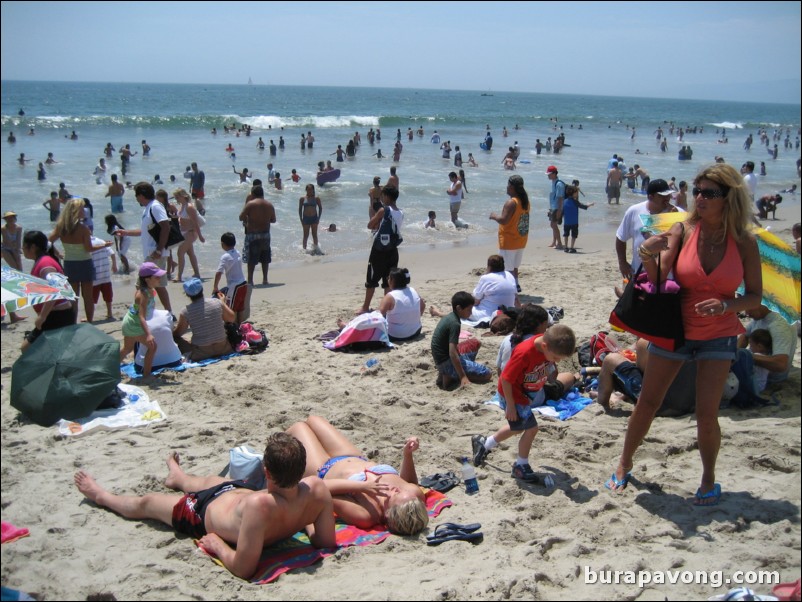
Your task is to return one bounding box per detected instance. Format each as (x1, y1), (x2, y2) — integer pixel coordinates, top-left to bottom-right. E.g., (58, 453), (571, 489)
(738, 305), (797, 385)
(742, 161), (758, 204)
(615, 179), (684, 279)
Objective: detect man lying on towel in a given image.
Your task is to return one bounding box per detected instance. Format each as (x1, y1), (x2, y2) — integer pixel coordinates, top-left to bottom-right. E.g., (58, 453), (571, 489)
(74, 432), (336, 579)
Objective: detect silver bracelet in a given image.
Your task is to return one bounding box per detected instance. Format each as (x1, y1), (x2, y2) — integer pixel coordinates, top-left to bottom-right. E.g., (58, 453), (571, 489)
(721, 300), (729, 313)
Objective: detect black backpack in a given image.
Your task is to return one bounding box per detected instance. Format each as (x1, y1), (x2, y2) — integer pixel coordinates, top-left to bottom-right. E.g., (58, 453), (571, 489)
(373, 208), (402, 251)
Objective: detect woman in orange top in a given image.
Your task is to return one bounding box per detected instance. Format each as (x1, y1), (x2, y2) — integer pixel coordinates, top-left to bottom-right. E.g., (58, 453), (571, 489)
(606, 163), (762, 506)
(489, 175), (530, 292)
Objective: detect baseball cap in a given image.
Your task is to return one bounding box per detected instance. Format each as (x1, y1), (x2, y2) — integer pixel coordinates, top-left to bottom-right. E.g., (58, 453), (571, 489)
(139, 262), (166, 278)
(183, 277), (203, 296)
(545, 165), (558, 175)
(646, 179), (673, 197)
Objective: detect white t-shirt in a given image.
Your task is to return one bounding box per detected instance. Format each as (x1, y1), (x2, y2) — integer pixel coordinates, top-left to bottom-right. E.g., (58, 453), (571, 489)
(386, 287), (422, 339)
(743, 173), (758, 200)
(217, 248), (246, 287)
(448, 180), (464, 205)
(745, 311), (797, 384)
(141, 200), (168, 258)
(463, 271), (517, 327)
(615, 202), (685, 271)
(90, 237), (114, 286)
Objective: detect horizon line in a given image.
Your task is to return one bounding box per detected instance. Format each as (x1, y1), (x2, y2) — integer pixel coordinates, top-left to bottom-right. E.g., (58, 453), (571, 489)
(2, 79), (800, 108)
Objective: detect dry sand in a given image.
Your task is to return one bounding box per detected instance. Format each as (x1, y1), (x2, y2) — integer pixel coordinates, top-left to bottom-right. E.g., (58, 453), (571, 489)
(1, 230), (800, 601)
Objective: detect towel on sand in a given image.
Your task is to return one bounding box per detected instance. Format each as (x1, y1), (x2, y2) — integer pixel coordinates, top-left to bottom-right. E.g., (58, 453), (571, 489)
(203, 489), (452, 583)
(120, 352), (239, 378)
(56, 384), (166, 437)
(484, 389), (593, 421)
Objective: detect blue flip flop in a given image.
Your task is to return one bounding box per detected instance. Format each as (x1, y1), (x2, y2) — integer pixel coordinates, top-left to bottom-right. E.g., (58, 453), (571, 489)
(605, 472), (631, 492)
(693, 483), (721, 506)
(426, 527), (484, 546)
(430, 522), (481, 535)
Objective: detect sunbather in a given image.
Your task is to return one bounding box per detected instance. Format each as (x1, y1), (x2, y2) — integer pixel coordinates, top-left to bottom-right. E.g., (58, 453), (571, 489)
(73, 432), (335, 579)
(286, 415), (429, 535)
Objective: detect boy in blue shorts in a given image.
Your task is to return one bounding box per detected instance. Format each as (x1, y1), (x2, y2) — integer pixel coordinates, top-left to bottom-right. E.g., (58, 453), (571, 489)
(430, 291), (493, 389)
(472, 324), (576, 481)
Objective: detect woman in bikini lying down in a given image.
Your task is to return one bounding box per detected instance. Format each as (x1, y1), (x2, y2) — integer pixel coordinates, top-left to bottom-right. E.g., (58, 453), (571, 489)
(286, 415), (428, 535)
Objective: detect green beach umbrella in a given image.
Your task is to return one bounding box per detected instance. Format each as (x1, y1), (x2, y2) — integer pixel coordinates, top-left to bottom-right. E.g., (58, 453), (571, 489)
(11, 324), (121, 426)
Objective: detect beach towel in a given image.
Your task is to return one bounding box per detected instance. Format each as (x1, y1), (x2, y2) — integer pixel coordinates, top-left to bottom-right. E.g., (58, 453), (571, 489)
(56, 384), (167, 437)
(484, 389), (593, 421)
(323, 311), (393, 351)
(1, 522), (30, 544)
(121, 352), (239, 378)
(203, 489), (452, 583)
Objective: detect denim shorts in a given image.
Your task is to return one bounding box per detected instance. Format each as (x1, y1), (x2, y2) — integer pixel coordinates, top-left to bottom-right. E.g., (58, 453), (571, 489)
(648, 335), (737, 362)
(436, 353), (491, 380)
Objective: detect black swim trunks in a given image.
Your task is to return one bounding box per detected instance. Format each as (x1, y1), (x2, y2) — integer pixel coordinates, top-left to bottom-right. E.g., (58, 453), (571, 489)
(171, 480), (257, 538)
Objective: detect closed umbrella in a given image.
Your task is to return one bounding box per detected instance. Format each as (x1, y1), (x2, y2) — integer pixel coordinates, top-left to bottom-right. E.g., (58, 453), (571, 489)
(11, 324), (120, 426)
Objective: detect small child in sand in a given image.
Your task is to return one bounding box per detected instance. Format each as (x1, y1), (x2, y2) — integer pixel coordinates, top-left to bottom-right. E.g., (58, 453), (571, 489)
(429, 291), (493, 390)
(425, 211), (437, 229)
(471, 324), (576, 482)
(747, 329), (772, 393)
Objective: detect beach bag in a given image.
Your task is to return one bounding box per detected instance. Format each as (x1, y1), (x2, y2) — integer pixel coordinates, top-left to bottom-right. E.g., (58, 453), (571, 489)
(609, 253), (684, 351)
(229, 445), (266, 489)
(238, 322), (269, 354)
(372, 209), (402, 251)
(148, 207), (184, 249)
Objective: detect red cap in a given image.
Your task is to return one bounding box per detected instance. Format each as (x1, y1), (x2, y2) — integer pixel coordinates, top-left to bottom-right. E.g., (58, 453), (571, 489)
(545, 165), (558, 174)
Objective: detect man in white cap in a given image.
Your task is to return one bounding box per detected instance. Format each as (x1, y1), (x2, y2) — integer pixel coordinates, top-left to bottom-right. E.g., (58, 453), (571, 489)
(615, 179), (683, 280)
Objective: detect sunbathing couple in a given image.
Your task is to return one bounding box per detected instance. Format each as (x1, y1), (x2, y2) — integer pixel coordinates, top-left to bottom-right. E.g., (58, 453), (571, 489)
(74, 416), (428, 579)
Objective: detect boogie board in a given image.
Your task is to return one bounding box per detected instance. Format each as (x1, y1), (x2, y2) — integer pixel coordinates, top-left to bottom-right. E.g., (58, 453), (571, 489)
(316, 169), (341, 186)
(518, 159), (531, 164)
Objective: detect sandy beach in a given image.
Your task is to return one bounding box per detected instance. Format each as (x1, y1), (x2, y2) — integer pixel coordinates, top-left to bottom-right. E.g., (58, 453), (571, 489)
(1, 228), (800, 601)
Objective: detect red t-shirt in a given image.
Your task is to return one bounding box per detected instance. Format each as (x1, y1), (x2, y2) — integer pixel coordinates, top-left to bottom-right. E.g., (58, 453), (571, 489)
(498, 335), (553, 407)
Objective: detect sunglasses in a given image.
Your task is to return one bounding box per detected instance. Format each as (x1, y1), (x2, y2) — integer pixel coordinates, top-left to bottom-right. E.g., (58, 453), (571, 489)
(692, 187), (726, 199)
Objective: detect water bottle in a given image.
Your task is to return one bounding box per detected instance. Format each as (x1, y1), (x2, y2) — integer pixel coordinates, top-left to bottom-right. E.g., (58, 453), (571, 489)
(461, 457), (479, 494)
(365, 358), (379, 369)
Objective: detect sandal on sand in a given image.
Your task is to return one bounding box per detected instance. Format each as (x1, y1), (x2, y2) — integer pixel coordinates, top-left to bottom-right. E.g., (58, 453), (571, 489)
(426, 524), (483, 546)
(693, 483), (721, 507)
(419, 472), (460, 493)
(605, 472), (631, 492)
(432, 522), (482, 534)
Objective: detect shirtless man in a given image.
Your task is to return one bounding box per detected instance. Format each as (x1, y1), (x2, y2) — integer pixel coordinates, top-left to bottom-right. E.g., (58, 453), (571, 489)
(239, 185), (277, 285)
(633, 164), (650, 193)
(73, 432), (336, 580)
(105, 174), (126, 213)
(606, 161), (623, 204)
(386, 166), (399, 191)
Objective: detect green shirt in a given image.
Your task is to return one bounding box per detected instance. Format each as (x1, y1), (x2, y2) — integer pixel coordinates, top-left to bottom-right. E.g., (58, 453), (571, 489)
(431, 311), (461, 365)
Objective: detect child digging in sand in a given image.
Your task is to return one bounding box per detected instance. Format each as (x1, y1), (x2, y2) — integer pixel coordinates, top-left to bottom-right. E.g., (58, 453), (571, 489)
(471, 324), (577, 482)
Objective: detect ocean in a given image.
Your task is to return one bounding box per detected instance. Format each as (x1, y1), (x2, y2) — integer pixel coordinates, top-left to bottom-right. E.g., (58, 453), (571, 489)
(2, 81), (800, 272)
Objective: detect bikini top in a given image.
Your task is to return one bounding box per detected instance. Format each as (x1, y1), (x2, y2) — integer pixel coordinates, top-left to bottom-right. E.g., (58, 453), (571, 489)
(347, 465), (399, 481)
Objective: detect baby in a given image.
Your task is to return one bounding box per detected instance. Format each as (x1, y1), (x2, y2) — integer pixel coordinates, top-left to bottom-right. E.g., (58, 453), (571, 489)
(748, 328), (772, 393)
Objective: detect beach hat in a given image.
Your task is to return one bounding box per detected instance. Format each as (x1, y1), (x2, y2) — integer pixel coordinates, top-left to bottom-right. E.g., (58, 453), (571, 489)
(2, 211), (17, 219)
(545, 165), (558, 175)
(139, 262), (167, 278)
(646, 179), (673, 197)
(183, 277), (203, 296)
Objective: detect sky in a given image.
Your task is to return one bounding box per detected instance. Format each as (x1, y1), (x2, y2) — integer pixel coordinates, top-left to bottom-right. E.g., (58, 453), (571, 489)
(2, 1), (800, 104)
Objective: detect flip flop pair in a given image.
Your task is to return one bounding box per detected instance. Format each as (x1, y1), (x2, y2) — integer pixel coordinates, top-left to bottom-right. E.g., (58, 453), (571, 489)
(426, 522), (483, 546)
(419, 472), (460, 493)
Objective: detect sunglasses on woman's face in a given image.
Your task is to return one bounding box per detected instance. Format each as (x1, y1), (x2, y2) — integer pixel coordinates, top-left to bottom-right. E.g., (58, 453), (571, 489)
(692, 187), (725, 199)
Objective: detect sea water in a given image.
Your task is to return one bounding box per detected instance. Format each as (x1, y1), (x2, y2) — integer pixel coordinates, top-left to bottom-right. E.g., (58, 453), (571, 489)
(2, 81), (799, 272)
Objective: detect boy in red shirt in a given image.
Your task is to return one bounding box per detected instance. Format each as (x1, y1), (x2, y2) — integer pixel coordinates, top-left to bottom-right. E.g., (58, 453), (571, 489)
(472, 324), (576, 482)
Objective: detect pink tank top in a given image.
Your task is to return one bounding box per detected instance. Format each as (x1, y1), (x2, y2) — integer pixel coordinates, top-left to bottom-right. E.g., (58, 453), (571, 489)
(674, 225), (745, 340)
